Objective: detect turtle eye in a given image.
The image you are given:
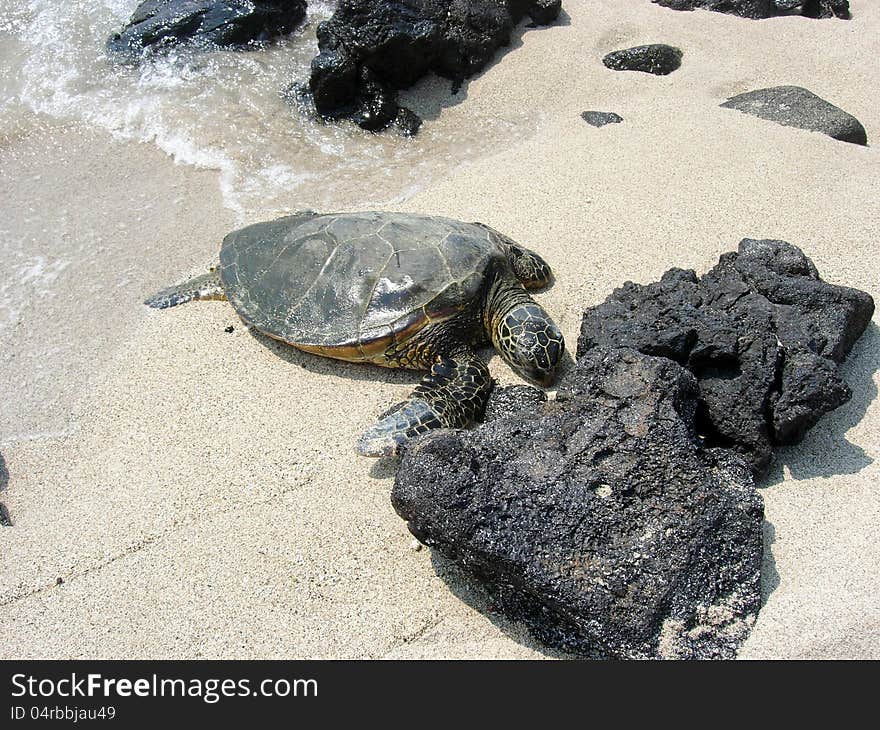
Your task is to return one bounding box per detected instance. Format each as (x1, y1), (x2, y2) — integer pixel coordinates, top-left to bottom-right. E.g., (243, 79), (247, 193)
(512, 251), (553, 289)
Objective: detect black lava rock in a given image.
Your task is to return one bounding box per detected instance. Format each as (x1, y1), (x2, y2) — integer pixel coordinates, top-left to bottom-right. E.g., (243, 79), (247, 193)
(107, 0), (307, 62)
(393, 347), (764, 659)
(721, 86), (867, 146)
(305, 0), (562, 133)
(394, 107), (423, 136)
(581, 111), (623, 127)
(602, 44), (682, 75)
(652, 0), (849, 19)
(803, 0), (851, 19)
(483, 384), (547, 422)
(577, 239), (874, 476)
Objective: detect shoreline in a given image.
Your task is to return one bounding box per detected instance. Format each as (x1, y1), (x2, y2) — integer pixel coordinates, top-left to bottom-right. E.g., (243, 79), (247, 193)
(1, 1), (878, 658)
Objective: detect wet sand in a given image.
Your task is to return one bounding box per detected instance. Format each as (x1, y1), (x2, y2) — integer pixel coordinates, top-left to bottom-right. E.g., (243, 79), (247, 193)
(1, 1), (878, 658)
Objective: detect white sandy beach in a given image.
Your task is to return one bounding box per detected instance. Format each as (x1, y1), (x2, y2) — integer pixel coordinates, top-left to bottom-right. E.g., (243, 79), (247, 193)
(1, 1), (878, 658)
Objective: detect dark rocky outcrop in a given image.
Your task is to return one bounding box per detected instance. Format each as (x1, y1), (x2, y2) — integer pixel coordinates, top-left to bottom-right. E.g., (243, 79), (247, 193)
(303, 0), (562, 134)
(578, 239), (874, 476)
(602, 44), (682, 75)
(581, 111), (624, 127)
(721, 86), (867, 146)
(393, 347), (764, 659)
(652, 0), (850, 19)
(107, 0), (307, 62)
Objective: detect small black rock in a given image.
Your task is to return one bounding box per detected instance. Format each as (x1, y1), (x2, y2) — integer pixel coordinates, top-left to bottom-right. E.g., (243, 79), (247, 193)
(224, 325), (235, 333)
(602, 44), (682, 75)
(394, 107), (423, 137)
(581, 111), (623, 127)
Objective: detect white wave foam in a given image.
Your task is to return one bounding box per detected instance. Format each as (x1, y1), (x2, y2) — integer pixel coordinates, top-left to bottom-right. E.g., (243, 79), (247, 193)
(3, 1), (538, 221)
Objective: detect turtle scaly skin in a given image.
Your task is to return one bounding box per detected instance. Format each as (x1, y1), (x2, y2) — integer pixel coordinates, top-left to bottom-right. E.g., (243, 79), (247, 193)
(145, 211), (565, 456)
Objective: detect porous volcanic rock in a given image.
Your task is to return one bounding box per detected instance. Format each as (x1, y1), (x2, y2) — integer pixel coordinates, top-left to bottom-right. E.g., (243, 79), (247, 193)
(602, 44), (682, 75)
(721, 86), (867, 145)
(581, 111), (624, 127)
(652, 0), (850, 20)
(483, 384), (547, 422)
(577, 239), (874, 475)
(393, 347), (764, 659)
(304, 0), (562, 133)
(107, 0), (307, 61)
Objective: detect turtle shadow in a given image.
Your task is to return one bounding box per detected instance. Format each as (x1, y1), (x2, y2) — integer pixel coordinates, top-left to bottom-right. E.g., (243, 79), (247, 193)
(0, 452), (11, 527)
(761, 321), (879, 487)
(427, 551), (580, 660)
(246, 327), (423, 386)
(399, 10), (570, 123)
(246, 326), (573, 392)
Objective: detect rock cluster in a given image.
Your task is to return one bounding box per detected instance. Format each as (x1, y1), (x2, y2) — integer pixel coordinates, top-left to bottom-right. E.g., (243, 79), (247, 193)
(393, 239), (873, 658)
(652, 0), (850, 20)
(302, 0), (562, 133)
(107, 0), (307, 61)
(578, 239), (874, 476)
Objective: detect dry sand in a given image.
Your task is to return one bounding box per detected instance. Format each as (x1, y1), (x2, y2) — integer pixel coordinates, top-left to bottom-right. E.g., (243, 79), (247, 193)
(1, 1), (878, 658)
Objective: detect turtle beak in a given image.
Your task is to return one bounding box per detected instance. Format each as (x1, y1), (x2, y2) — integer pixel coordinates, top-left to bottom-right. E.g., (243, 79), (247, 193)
(522, 365), (557, 388)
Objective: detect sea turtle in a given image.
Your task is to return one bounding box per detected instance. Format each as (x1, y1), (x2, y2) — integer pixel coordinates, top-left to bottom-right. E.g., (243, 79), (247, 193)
(145, 210), (564, 455)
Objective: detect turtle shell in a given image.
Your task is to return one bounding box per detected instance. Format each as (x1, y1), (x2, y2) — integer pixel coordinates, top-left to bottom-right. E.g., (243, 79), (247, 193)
(219, 211), (508, 361)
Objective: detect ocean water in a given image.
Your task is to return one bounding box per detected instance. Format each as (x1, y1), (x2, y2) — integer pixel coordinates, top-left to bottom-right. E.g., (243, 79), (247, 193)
(0, 0), (540, 439)
(0, 0), (537, 220)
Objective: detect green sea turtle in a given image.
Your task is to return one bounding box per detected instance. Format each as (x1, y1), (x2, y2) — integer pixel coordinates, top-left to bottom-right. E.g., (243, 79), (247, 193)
(145, 210), (564, 455)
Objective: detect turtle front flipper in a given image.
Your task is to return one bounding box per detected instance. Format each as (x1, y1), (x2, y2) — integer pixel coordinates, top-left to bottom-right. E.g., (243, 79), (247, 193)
(356, 354), (492, 457)
(144, 270), (226, 309)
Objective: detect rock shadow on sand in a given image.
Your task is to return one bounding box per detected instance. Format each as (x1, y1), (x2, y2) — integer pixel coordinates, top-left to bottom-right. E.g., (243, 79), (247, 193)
(399, 10), (571, 124)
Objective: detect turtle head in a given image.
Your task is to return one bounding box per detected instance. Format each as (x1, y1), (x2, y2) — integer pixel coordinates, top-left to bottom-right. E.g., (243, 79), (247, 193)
(492, 297), (565, 387)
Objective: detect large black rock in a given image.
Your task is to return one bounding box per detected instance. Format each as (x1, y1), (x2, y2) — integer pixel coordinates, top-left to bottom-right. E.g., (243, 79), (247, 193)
(721, 86), (868, 146)
(107, 0), (307, 62)
(577, 239), (874, 476)
(393, 347), (764, 659)
(304, 0), (562, 133)
(652, 0), (850, 19)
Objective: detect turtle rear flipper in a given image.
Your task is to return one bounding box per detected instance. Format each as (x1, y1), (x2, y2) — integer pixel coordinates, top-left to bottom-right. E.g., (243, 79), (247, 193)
(356, 355), (492, 457)
(144, 270), (226, 309)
